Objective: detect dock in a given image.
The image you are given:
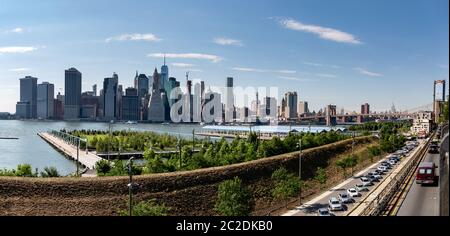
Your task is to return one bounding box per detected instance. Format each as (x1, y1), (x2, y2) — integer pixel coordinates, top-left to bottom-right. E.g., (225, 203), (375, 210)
(38, 132), (103, 169)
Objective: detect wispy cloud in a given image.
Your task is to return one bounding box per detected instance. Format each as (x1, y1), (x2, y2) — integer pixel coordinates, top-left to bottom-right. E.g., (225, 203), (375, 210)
(9, 68), (31, 72)
(213, 37), (243, 46)
(354, 67), (383, 77)
(278, 18), (362, 44)
(233, 67), (266, 73)
(232, 67), (296, 74)
(148, 53), (222, 63)
(106, 33), (162, 42)
(0, 46), (38, 54)
(303, 61), (341, 69)
(278, 76), (314, 82)
(4, 27), (25, 34)
(171, 63), (196, 68)
(438, 64), (449, 69)
(315, 73), (337, 78)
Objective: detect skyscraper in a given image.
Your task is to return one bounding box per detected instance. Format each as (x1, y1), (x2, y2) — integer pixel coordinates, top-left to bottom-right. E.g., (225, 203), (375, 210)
(361, 103), (370, 115)
(148, 68), (166, 122)
(92, 84), (97, 96)
(161, 55), (169, 92)
(298, 101), (309, 115)
(103, 73), (119, 120)
(225, 77), (234, 121)
(122, 87), (139, 121)
(285, 92), (298, 119)
(16, 76), (38, 119)
(37, 82), (54, 119)
(64, 68), (82, 120)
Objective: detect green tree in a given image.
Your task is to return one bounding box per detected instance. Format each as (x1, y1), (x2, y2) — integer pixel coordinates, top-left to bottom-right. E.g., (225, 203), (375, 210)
(336, 159), (348, 178)
(215, 177), (253, 216)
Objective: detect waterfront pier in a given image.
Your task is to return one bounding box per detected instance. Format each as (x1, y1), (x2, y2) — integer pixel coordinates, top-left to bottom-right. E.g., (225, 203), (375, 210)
(38, 132), (102, 169)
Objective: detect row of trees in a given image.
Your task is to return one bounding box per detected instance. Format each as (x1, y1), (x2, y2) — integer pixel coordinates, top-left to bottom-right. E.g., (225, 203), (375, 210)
(138, 131), (349, 175)
(0, 164), (60, 177)
(349, 121), (412, 132)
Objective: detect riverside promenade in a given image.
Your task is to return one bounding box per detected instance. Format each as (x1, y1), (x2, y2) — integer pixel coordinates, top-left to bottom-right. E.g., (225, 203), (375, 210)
(38, 132), (102, 170)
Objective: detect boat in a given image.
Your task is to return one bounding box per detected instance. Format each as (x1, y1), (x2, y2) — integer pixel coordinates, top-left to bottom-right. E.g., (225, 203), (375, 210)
(126, 121), (138, 124)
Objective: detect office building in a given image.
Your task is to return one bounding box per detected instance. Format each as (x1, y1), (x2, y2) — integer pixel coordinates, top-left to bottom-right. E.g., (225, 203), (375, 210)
(284, 92), (298, 119)
(361, 103), (370, 115)
(64, 68), (82, 120)
(298, 101), (309, 116)
(103, 73), (119, 120)
(148, 68), (166, 122)
(122, 87), (140, 121)
(15, 76), (38, 119)
(37, 82), (54, 119)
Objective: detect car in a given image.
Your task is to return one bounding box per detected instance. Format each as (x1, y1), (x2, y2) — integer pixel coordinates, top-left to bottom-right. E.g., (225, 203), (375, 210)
(377, 166), (388, 172)
(428, 144), (439, 154)
(328, 197), (343, 211)
(366, 175), (379, 183)
(388, 160), (397, 165)
(381, 162), (392, 169)
(374, 169), (385, 175)
(360, 177), (373, 187)
(355, 184), (369, 192)
(318, 208), (334, 216)
(368, 172), (382, 180)
(338, 193), (353, 204)
(347, 188), (360, 198)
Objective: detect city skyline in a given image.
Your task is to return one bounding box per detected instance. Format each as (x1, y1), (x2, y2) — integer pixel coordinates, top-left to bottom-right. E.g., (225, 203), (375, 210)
(1, 0), (449, 113)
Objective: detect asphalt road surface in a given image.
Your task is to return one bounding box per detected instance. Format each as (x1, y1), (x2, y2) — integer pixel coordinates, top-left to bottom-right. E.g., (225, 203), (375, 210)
(284, 141), (424, 216)
(397, 152), (440, 216)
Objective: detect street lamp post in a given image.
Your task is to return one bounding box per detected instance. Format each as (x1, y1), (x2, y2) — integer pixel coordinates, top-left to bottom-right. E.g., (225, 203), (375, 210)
(177, 136), (182, 169)
(297, 138), (302, 205)
(108, 120), (113, 161)
(192, 129), (195, 153)
(127, 156), (135, 217)
(76, 139), (80, 177)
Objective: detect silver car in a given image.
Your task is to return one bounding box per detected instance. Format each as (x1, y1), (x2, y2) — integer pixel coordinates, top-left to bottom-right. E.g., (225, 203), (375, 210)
(318, 208), (334, 216)
(338, 193), (353, 204)
(328, 197), (343, 211)
(360, 177), (373, 187)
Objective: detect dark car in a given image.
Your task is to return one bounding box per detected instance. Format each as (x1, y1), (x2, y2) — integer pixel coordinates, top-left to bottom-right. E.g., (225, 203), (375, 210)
(428, 144), (439, 154)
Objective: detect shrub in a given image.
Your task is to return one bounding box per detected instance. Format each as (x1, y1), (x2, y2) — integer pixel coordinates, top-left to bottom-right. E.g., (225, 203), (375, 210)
(271, 168), (301, 199)
(15, 164), (34, 177)
(95, 159), (112, 176)
(314, 167), (327, 185)
(120, 199), (171, 216)
(215, 177), (253, 216)
(40, 167), (60, 177)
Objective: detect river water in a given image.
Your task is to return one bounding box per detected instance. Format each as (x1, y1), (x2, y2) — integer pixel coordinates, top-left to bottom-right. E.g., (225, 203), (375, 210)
(0, 120), (202, 175)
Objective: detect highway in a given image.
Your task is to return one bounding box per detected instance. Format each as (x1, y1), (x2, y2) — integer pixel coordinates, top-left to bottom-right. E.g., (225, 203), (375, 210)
(397, 129), (448, 216)
(396, 152), (440, 216)
(283, 140), (425, 216)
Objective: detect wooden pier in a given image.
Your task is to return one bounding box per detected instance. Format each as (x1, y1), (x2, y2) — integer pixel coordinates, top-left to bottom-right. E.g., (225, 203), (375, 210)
(38, 132), (103, 169)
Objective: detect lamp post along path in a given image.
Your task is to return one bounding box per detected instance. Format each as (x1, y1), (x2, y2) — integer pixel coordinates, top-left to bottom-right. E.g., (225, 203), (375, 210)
(127, 157), (135, 217)
(298, 138), (302, 205)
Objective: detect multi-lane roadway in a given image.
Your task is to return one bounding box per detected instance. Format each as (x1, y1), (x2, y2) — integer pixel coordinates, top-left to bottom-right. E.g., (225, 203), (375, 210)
(283, 140), (425, 216)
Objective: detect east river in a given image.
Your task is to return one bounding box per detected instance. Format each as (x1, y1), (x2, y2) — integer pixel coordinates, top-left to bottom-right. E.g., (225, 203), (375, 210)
(0, 120), (202, 175)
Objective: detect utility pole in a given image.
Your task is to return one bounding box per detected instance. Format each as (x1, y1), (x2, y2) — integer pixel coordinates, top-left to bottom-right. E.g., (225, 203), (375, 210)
(76, 139), (80, 177)
(108, 120), (112, 161)
(127, 157), (135, 217)
(178, 136), (182, 169)
(192, 129), (195, 153)
(297, 139), (302, 205)
(352, 131), (356, 157)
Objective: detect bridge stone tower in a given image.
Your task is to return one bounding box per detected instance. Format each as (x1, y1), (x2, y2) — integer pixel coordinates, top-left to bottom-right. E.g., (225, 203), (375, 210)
(326, 104), (337, 126)
(433, 80), (447, 123)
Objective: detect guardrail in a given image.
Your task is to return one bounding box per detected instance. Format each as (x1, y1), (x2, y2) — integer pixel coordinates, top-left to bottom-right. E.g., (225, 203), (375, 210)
(358, 135), (433, 216)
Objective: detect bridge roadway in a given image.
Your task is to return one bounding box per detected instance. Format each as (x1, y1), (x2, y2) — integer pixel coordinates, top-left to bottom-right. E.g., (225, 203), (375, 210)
(282, 139), (425, 216)
(38, 132), (103, 169)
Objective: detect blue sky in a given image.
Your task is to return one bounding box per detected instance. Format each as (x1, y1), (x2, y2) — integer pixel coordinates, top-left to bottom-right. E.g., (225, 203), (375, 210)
(0, 0), (448, 113)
